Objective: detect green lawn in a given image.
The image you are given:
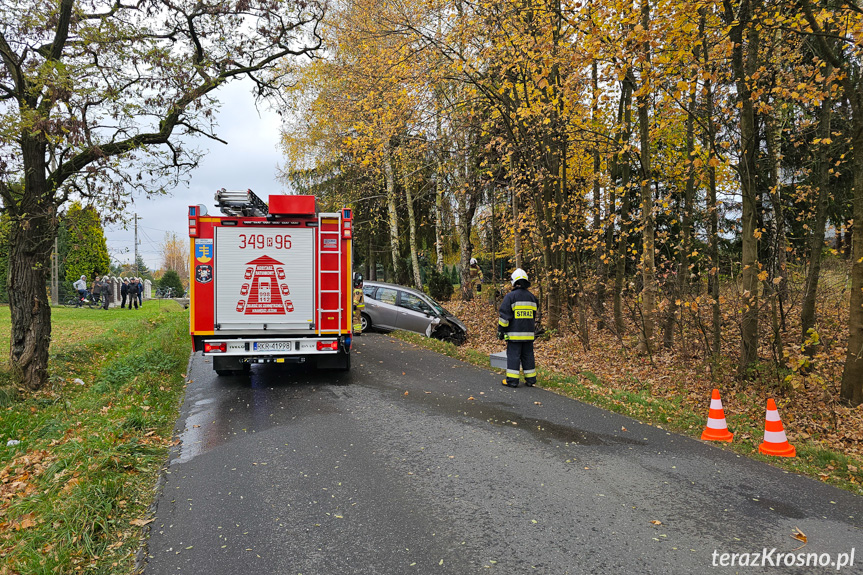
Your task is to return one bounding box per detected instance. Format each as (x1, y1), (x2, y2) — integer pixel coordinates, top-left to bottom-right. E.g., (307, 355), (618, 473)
(0, 301), (190, 574)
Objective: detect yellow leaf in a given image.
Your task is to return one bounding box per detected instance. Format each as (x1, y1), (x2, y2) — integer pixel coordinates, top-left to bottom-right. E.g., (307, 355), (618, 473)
(791, 526), (807, 548)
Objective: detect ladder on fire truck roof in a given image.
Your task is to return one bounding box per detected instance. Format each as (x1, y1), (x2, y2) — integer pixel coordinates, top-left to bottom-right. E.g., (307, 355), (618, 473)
(317, 212), (342, 335)
(214, 188), (269, 217)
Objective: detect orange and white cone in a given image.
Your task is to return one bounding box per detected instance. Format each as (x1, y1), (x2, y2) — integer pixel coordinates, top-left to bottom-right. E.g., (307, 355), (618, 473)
(701, 389), (734, 442)
(758, 398), (796, 457)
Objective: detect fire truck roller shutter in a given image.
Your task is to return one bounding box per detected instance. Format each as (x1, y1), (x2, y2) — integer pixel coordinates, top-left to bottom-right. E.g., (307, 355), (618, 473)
(214, 226), (316, 331)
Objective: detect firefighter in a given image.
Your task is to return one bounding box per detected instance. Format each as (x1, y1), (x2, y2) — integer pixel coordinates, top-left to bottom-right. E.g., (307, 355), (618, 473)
(497, 268), (538, 387)
(352, 273), (365, 336)
(468, 258), (484, 293)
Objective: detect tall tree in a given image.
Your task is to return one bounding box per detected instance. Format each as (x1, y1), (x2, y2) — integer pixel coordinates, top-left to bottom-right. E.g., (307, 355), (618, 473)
(61, 202), (110, 283)
(0, 0), (324, 390)
(160, 231), (190, 279)
(800, 0), (863, 405)
(636, 0), (657, 354)
(724, 0), (762, 374)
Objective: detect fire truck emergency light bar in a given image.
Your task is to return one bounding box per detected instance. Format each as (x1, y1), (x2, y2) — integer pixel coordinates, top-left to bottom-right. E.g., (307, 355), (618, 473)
(214, 188), (269, 217)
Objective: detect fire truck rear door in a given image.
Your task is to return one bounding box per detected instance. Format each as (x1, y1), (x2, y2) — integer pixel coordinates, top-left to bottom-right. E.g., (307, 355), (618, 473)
(214, 227), (315, 331)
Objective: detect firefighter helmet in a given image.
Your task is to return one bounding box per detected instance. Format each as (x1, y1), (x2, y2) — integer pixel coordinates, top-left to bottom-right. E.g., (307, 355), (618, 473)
(353, 272), (363, 288)
(511, 268), (529, 287)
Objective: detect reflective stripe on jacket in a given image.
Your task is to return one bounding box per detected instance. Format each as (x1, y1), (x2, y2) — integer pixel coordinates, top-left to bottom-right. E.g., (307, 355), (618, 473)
(498, 287), (537, 341)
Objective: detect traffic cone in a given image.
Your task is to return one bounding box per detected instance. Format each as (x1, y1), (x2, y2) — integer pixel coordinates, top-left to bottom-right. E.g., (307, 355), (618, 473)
(758, 398), (796, 457)
(701, 389), (734, 442)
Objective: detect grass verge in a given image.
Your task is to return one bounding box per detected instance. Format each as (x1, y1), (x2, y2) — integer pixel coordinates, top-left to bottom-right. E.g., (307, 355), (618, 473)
(392, 330), (863, 496)
(0, 301), (189, 575)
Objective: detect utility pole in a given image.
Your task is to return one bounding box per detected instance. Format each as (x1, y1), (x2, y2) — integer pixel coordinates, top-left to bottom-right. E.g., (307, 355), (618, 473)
(51, 237), (58, 305)
(134, 213), (139, 277)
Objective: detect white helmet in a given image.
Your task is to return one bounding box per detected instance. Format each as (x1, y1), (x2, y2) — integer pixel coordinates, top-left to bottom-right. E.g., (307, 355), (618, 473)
(470, 258), (478, 266)
(511, 268), (529, 286)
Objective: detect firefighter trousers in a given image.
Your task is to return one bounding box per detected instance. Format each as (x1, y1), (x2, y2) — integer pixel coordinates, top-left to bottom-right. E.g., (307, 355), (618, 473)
(506, 340), (536, 385)
(353, 305), (363, 335)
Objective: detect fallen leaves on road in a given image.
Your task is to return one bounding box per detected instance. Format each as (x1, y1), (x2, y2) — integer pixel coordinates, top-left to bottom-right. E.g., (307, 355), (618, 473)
(791, 526), (808, 549)
(130, 517), (155, 527)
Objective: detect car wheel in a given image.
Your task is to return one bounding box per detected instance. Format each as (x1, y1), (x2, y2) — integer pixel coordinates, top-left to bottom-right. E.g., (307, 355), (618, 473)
(432, 325), (452, 341)
(450, 331), (467, 345)
(361, 313), (371, 332)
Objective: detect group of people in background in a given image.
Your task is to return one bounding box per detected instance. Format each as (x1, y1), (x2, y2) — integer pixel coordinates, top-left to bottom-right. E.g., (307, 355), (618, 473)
(120, 277), (143, 309)
(72, 275), (143, 309)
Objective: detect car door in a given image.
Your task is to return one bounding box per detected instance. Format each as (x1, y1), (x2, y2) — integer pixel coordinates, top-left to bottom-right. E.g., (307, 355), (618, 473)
(395, 291), (435, 335)
(365, 286), (400, 330)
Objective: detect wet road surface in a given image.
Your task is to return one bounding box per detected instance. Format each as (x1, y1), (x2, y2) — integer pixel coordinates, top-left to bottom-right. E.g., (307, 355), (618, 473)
(143, 334), (862, 574)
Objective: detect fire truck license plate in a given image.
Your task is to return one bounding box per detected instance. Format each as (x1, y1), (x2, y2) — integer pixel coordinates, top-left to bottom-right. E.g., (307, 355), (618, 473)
(253, 341), (293, 351)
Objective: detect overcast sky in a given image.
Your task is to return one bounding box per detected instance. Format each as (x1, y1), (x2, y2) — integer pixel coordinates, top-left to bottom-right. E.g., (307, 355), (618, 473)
(104, 79), (289, 270)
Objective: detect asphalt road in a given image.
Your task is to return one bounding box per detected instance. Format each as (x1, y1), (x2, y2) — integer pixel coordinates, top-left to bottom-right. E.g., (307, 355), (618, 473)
(142, 334), (863, 574)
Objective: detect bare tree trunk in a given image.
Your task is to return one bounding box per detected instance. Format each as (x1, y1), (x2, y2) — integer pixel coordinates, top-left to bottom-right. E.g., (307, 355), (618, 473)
(727, 0), (761, 373)
(7, 137), (56, 390)
(801, 68), (833, 343)
(434, 110), (445, 273)
(404, 179), (423, 290)
(842, 136), (863, 405)
(383, 140), (401, 274)
(613, 76), (634, 336)
(636, 0), (656, 355)
(663, 80), (697, 349)
(435, 162), (445, 273)
(700, 11), (722, 359)
(512, 184), (523, 270)
(457, 189), (478, 301)
(765, 116), (789, 308)
(800, 0), (863, 404)
(592, 61), (607, 318)
(368, 235), (376, 281)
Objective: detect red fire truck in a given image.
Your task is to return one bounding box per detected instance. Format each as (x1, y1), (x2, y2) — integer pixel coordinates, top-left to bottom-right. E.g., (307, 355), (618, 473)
(189, 189), (353, 375)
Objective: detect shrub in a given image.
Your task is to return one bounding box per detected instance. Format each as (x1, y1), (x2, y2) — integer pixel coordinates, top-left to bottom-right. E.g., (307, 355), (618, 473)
(159, 270), (184, 296)
(427, 267), (454, 301)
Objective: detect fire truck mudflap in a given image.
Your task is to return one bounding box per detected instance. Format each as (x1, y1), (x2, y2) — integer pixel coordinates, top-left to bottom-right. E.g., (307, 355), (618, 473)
(189, 190), (353, 375)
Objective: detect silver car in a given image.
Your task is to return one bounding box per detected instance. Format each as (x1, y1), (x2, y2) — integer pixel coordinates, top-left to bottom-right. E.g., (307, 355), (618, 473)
(361, 281), (467, 344)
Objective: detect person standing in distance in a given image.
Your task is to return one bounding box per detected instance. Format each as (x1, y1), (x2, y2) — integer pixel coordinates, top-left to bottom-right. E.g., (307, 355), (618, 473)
(128, 278), (139, 309)
(97, 275), (111, 309)
(498, 268), (538, 388)
(136, 277), (144, 307)
(468, 258), (484, 293)
(120, 279), (129, 308)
